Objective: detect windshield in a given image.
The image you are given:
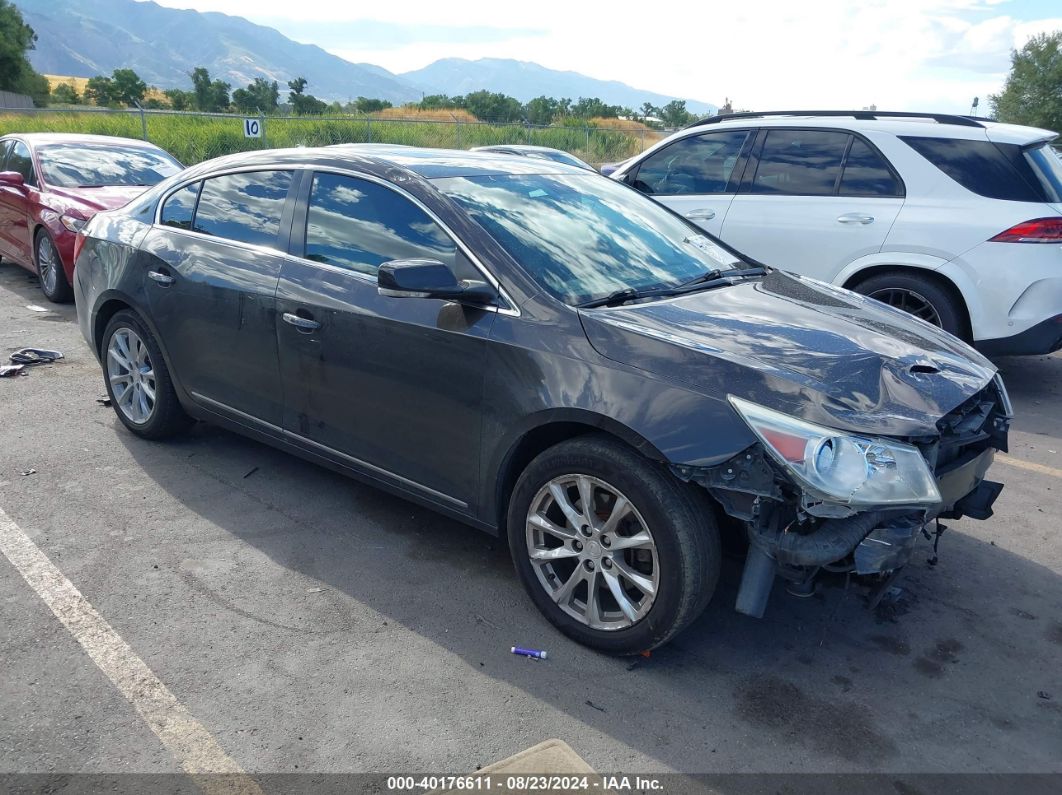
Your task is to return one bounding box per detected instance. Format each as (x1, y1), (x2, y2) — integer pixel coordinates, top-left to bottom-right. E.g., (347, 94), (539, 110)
(38, 144), (183, 188)
(1025, 143), (1062, 203)
(434, 173), (743, 305)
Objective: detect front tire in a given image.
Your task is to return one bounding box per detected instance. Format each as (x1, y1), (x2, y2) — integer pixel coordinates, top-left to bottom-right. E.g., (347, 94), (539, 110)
(507, 435), (721, 654)
(102, 310), (190, 439)
(35, 229), (73, 303)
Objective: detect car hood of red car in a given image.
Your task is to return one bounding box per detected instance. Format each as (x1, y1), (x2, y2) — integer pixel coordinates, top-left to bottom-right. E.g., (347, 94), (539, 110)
(45, 185), (150, 216)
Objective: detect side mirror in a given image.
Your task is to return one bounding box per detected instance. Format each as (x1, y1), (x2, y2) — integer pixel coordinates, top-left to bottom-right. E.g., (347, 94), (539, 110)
(0, 171), (26, 190)
(378, 258), (497, 305)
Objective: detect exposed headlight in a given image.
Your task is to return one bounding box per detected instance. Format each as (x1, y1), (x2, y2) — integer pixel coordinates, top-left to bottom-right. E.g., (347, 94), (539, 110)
(60, 214), (87, 232)
(729, 396), (941, 507)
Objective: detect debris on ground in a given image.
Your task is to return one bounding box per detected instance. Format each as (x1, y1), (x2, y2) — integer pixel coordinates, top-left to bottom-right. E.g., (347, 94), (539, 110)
(0, 364), (25, 377)
(243, 466), (259, 479)
(96, 396), (111, 407)
(585, 700), (607, 712)
(19, 468), (36, 476)
(25, 305), (48, 312)
(511, 646), (548, 660)
(1038, 691), (1052, 700)
(305, 587), (328, 594)
(10, 348), (63, 365)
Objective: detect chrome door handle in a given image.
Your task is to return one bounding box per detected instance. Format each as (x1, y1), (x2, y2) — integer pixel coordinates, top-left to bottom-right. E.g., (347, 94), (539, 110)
(684, 208), (716, 221)
(282, 312), (320, 331)
(837, 213), (875, 225)
(147, 270), (175, 286)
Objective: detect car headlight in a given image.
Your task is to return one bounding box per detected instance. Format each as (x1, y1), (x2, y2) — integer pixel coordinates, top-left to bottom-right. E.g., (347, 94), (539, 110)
(729, 396), (941, 507)
(60, 214), (87, 232)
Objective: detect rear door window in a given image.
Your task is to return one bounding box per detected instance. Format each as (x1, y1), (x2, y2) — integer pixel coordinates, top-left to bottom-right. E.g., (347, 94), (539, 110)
(193, 171), (293, 249)
(160, 182), (200, 230)
(901, 136), (1048, 202)
(749, 129), (850, 195)
(839, 138), (902, 197)
(303, 172), (456, 277)
(632, 130), (750, 195)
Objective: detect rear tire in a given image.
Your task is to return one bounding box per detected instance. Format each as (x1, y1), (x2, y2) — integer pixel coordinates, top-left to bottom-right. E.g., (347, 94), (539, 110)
(507, 435), (720, 654)
(35, 229), (73, 303)
(102, 310), (190, 439)
(853, 271), (965, 340)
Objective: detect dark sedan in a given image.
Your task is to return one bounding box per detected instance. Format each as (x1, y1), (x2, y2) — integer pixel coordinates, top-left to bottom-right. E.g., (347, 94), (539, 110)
(74, 146), (1009, 654)
(0, 133), (182, 302)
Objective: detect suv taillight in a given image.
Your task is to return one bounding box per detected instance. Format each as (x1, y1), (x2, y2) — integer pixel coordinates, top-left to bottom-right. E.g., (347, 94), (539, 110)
(990, 217), (1062, 243)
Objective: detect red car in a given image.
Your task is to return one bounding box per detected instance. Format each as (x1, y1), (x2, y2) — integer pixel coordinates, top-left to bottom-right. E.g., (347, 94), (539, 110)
(0, 133), (183, 302)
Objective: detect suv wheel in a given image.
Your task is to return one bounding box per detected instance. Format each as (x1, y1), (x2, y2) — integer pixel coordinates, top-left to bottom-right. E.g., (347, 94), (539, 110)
(102, 310), (190, 439)
(507, 435), (720, 654)
(36, 229), (73, 303)
(854, 272), (965, 339)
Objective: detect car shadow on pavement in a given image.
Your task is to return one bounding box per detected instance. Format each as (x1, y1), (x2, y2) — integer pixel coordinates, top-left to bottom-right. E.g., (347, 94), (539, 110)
(113, 352), (1062, 776)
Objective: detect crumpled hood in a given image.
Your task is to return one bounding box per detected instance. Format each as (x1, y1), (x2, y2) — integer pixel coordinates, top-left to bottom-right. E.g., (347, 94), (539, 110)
(579, 270), (997, 437)
(44, 185), (147, 216)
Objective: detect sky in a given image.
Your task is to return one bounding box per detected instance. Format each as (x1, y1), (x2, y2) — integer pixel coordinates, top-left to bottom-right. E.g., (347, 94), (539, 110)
(148, 0), (1062, 112)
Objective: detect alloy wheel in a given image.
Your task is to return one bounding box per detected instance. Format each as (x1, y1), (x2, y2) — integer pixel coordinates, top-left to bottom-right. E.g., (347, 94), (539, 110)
(868, 287), (942, 327)
(36, 235), (59, 296)
(526, 474), (659, 631)
(107, 328), (157, 425)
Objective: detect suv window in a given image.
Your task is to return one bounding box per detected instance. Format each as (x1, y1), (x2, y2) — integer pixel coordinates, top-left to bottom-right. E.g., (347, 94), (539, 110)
(901, 136), (1048, 202)
(0, 140), (11, 169)
(160, 182), (200, 230)
(750, 130), (849, 195)
(193, 171), (292, 248)
(839, 138), (902, 196)
(633, 130), (749, 195)
(5, 140), (37, 186)
(303, 172), (456, 277)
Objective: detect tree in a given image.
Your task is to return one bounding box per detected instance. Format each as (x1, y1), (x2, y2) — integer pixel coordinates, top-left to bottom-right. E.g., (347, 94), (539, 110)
(232, 77), (279, 113)
(354, 96), (391, 113)
(84, 75), (117, 106)
(659, 99), (693, 127)
(639, 102), (658, 120)
(0, 0), (50, 105)
(571, 97), (622, 119)
(990, 31), (1062, 132)
(418, 94), (464, 110)
(164, 88), (193, 111)
(190, 67), (230, 112)
(287, 77), (326, 114)
(525, 95), (558, 125)
(110, 68), (147, 106)
(463, 90), (523, 122)
(51, 82), (80, 104)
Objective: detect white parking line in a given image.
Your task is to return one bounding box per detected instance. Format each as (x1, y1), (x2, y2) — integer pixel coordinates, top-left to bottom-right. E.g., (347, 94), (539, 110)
(0, 506), (262, 795)
(997, 454), (1062, 480)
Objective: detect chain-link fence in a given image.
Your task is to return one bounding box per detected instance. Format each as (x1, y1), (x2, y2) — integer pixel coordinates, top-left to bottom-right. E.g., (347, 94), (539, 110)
(0, 107), (663, 167)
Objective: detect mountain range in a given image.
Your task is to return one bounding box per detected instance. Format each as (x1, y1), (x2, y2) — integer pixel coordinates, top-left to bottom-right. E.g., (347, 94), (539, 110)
(15, 0), (716, 113)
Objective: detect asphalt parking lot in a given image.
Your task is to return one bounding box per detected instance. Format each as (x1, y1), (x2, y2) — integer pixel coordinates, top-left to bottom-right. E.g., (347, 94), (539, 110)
(1, 259), (1060, 785)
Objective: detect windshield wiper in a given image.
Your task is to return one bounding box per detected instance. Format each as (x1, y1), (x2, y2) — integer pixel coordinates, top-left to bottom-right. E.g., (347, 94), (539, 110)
(672, 266), (768, 293)
(577, 266), (769, 309)
(576, 286), (677, 308)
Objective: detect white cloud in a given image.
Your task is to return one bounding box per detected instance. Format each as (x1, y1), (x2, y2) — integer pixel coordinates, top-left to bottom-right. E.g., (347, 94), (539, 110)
(147, 0), (1061, 112)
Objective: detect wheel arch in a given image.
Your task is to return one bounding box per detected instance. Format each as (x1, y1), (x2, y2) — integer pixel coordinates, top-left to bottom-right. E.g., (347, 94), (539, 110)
(842, 263), (973, 341)
(490, 410), (666, 534)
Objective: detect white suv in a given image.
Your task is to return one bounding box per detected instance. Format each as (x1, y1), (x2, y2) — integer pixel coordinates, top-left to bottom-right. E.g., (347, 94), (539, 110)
(609, 111), (1062, 356)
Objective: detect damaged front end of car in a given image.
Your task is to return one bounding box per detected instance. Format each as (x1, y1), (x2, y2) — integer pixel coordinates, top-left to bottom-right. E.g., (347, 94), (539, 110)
(672, 374), (1013, 618)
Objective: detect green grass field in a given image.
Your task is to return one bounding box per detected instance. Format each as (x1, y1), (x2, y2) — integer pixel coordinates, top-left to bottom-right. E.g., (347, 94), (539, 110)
(0, 111), (654, 166)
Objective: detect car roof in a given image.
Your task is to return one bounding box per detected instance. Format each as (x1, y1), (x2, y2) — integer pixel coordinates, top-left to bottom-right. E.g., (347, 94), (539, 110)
(178, 144), (590, 181)
(473, 144), (569, 154)
(0, 132), (168, 149)
(683, 114), (1057, 145)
